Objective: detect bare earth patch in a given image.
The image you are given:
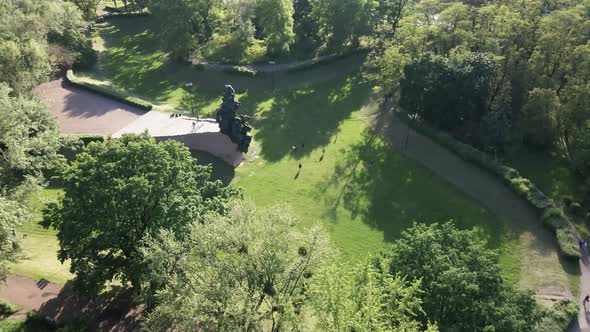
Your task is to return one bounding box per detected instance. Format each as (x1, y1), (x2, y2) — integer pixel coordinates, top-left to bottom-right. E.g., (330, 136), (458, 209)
(33, 78), (145, 136)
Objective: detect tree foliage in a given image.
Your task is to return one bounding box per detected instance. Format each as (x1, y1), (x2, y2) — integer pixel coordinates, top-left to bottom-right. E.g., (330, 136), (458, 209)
(0, 0), (94, 94)
(41, 134), (240, 294)
(308, 258), (435, 331)
(140, 201), (330, 331)
(399, 52), (495, 136)
(256, 0), (295, 56)
(0, 83), (61, 190)
(387, 222), (539, 331)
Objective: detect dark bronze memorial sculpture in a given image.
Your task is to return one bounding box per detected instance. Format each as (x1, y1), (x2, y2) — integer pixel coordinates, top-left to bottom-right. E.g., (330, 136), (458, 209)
(215, 85), (252, 153)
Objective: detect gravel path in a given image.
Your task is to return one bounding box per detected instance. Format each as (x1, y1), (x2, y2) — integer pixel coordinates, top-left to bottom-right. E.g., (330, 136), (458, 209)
(33, 78), (145, 135)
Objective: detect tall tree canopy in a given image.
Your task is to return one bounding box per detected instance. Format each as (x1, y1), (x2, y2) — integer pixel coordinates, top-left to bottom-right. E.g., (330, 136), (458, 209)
(387, 222), (539, 331)
(0, 83), (61, 190)
(399, 52), (495, 137)
(256, 0), (295, 56)
(42, 134), (240, 294)
(309, 258), (436, 331)
(140, 202), (330, 331)
(0, 0), (94, 94)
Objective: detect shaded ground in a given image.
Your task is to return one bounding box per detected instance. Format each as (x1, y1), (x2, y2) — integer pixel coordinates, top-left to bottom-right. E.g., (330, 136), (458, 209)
(0, 275), (141, 331)
(33, 77), (145, 135)
(371, 107), (578, 297)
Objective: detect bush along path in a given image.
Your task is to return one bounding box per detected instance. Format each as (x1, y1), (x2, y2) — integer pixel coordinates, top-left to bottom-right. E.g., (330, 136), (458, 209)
(372, 106), (588, 331)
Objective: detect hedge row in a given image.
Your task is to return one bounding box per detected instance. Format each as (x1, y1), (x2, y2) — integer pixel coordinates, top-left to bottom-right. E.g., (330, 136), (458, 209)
(397, 112), (581, 259)
(286, 48), (369, 73)
(534, 300), (579, 332)
(66, 70), (152, 111)
(222, 65), (260, 77)
(0, 299), (19, 316)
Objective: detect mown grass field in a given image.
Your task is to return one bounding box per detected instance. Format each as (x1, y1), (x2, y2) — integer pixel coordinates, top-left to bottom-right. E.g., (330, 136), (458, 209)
(15, 15), (579, 293)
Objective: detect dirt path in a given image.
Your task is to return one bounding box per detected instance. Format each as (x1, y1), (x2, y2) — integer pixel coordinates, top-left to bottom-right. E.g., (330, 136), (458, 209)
(0, 275), (141, 331)
(33, 77), (145, 135)
(372, 110), (575, 296)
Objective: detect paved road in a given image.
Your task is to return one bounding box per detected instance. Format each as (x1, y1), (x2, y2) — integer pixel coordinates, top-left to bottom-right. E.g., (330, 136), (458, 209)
(33, 78), (145, 135)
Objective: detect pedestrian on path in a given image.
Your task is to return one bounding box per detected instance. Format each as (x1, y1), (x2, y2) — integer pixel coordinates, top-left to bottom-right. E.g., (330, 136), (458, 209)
(584, 294), (589, 307)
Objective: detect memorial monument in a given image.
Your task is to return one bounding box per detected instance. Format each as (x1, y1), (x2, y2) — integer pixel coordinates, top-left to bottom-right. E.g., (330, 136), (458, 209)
(215, 85), (252, 153)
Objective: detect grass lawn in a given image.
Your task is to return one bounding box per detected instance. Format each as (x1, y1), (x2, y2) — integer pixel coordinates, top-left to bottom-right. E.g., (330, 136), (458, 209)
(52, 14), (577, 292)
(10, 189), (72, 285)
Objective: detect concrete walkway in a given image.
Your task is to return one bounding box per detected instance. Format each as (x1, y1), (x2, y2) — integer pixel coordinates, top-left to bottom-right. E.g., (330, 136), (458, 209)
(114, 111), (244, 167)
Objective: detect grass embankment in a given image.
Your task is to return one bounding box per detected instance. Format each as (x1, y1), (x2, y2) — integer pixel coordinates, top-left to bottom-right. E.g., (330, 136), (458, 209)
(66, 14), (577, 291)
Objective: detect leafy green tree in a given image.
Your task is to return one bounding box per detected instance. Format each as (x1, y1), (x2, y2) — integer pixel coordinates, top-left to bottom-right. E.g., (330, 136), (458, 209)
(0, 188), (30, 281)
(310, 0), (375, 50)
(0, 39), (51, 95)
(0, 0), (94, 92)
(293, 0), (319, 52)
(520, 88), (560, 148)
(148, 0), (223, 59)
(140, 201), (330, 331)
(388, 222), (539, 331)
(399, 52), (495, 136)
(256, 0), (295, 56)
(309, 258), (436, 331)
(42, 134), (239, 294)
(67, 0), (101, 20)
(0, 83), (61, 189)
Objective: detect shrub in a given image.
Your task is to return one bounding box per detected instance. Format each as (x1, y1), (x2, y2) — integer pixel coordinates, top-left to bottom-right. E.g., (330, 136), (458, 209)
(222, 66), (259, 77)
(73, 42), (98, 70)
(542, 207), (568, 230)
(0, 299), (19, 315)
(562, 196), (574, 208)
(193, 63), (205, 71)
(24, 311), (56, 330)
(66, 70), (152, 111)
(287, 48), (369, 73)
(569, 202), (584, 217)
(535, 300), (579, 332)
(56, 319), (92, 332)
(556, 227), (580, 258)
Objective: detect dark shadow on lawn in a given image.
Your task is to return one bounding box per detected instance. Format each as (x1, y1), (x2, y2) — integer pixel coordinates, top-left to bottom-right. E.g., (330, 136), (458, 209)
(190, 150), (235, 186)
(239, 75), (371, 161)
(321, 129), (510, 247)
(38, 282), (142, 332)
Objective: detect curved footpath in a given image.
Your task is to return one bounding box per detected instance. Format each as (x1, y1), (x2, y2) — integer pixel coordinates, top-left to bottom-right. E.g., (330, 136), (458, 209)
(372, 110), (588, 332)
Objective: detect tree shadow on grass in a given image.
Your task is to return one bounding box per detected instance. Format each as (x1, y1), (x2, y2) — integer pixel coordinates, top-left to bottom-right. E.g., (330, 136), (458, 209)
(322, 129), (508, 247)
(238, 75), (371, 161)
(37, 282), (142, 332)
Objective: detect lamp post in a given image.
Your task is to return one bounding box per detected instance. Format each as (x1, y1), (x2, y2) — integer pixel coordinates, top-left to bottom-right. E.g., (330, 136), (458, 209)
(185, 82), (197, 121)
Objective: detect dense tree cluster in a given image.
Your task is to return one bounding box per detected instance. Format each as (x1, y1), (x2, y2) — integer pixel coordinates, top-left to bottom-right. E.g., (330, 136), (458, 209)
(148, 0), (385, 62)
(0, 0), (95, 95)
(365, 0), (590, 200)
(42, 134), (240, 294)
